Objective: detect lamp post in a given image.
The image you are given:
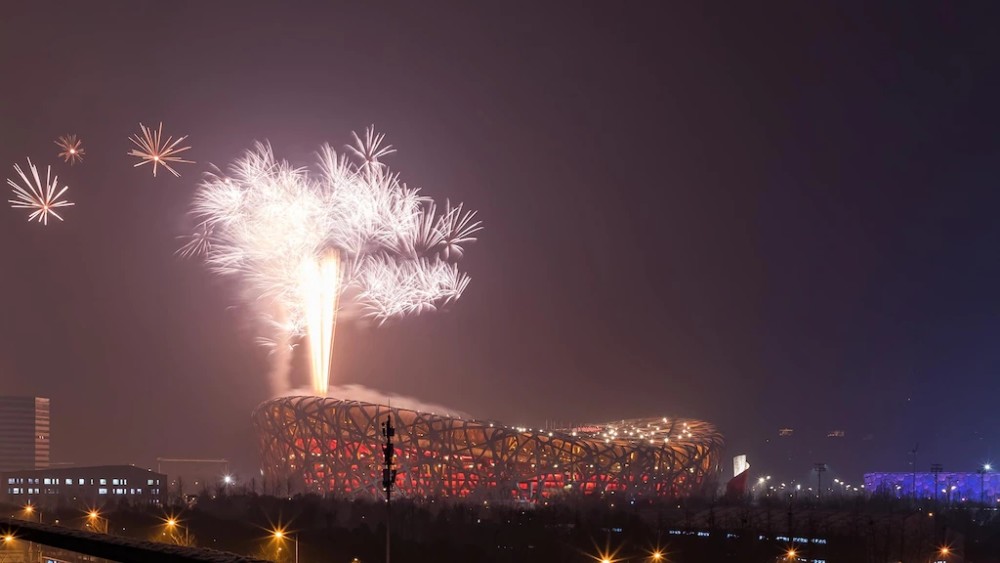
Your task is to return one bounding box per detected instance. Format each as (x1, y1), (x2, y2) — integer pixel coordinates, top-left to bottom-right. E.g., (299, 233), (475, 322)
(813, 463), (827, 501)
(930, 464), (943, 505)
(22, 504), (39, 524)
(977, 464), (991, 505)
(273, 529), (298, 563)
(86, 510), (108, 534)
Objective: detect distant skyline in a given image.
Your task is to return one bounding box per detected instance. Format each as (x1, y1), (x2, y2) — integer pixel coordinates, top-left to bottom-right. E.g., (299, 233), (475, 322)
(1, 3), (999, 480)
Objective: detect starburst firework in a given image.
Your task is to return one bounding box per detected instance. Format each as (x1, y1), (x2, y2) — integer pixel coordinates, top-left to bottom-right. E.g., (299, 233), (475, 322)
(55, 134), (85, 165)
(6, 159), (74, 225)
(128, 122), (194, 177)
(185, 127), (481, 393)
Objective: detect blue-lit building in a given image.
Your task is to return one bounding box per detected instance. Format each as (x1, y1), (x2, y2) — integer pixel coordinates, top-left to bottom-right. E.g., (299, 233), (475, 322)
(2, 465), (166, 510)
(864, 471), (1000, 503)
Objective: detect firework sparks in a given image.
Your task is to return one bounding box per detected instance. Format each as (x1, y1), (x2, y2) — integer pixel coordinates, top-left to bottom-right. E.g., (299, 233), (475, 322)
(7, 158), (74, 225)
(128, 122), (194, 177)
(55, 134), (85, 165)
(185, 128), (480, 394)
(176, 222), (213, 258)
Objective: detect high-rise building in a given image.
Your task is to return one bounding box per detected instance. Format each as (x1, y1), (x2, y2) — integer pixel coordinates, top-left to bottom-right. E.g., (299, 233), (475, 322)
(0, 397), (49, 472)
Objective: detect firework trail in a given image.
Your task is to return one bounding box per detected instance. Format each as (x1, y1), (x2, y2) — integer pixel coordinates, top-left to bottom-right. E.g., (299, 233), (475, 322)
(6, 158), (74, 225)
(55, 134), (85, 165)
(185, 128), (481, 394)
(128, 122), (194, 177)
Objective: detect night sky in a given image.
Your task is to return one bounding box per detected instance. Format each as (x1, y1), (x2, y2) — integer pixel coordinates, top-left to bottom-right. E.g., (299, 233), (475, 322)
(1, 3), (999, 481)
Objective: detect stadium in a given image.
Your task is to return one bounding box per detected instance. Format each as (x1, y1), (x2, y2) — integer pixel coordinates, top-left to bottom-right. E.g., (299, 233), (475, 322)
(253, 396), (724, 500)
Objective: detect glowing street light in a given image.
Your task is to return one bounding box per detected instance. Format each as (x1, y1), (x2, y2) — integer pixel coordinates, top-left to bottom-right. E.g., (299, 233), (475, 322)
(786, 548), (798, 560)
(22, 504), (39, 523)
(272, 528), (299, 563)
(86, 509), (108, 534)
(650, 549), (664, 561)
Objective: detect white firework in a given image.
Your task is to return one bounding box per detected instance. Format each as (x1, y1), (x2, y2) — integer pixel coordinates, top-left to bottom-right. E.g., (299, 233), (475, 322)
(128, 122), (194, 177)
(185, 127), (480, 393)
(6, 159), (75, 225)
(176, 222), (213, 258)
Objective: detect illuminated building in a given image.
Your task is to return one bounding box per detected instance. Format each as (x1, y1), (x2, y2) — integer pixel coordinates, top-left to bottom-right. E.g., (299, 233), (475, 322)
(253, 396), (724, 499)
(1, 465), (166, 509)
(0, 397), (50, 472)
(865, 471), (1000, 502)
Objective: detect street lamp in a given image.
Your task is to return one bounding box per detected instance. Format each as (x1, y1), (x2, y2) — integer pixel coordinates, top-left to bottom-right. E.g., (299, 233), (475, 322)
(272, 528), (298, 563)
(86, 509), (107, 534)
(22, 504), (39, 523)
(979, 463), (992, 505)
(814, 463), (827, 500)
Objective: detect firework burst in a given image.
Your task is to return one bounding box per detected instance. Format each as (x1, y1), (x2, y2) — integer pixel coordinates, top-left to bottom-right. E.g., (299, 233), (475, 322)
(176, 222), (213, 258)
(55, 134), (85, 165)
(185, 127), (481, 393)
(7, 158), (74, 225)
(128, 122), (194, 177)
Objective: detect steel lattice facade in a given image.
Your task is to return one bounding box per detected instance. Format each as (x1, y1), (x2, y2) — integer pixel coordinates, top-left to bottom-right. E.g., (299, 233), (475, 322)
(253, 396), (724, 500)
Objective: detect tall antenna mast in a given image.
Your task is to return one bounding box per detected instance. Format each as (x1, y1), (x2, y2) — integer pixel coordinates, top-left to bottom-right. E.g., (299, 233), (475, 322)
(381, 409), (397, 563)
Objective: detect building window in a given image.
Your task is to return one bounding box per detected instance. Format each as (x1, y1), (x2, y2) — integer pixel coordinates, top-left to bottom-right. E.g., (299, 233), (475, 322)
(112, 479), (120, 486)
(7, 479), (13, 485)
(136, 488), (142, 494)
(147, 479), (154, 485)
(99, 479), (107, 485)
(78, 479), (84, 485)
(65, 479), (73, 485)
(98, 488), (107, 495)
(43, 478), (51, 485)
